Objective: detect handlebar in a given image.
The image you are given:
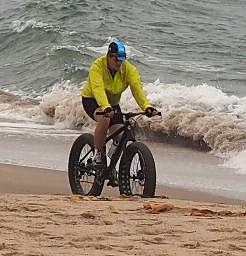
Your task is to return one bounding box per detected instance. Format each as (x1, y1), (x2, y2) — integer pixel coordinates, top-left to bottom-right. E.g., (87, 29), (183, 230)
(96, 111), (162, 119)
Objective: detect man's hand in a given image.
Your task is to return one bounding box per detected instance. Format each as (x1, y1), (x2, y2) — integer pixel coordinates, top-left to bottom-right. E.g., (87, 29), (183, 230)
(104, 107), (115, 118)
(145, 107), (158, 117)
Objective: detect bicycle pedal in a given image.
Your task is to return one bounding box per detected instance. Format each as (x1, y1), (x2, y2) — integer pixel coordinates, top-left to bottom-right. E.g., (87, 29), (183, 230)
(107, 178), (118, 187)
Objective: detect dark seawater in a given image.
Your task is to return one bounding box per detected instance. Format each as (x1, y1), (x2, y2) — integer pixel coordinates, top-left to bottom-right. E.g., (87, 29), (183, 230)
(0, 0), (246, 96)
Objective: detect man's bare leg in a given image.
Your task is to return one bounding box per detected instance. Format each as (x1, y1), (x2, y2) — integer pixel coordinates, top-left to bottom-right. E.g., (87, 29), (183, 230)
(93, 107), (110, 150)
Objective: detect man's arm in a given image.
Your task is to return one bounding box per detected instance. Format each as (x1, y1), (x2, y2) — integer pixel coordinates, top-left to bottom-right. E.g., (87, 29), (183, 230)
(127, 64), (152, 111)
(89, 64), (111, 110)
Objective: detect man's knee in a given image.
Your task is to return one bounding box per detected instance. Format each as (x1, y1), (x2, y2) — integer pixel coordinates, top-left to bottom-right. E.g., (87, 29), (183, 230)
(93, 107), (102, 121)
(94, 111), (111, 128)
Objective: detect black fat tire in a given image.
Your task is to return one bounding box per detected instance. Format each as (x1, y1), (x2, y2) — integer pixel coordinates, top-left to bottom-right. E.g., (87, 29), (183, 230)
(118, 142), (156, 197)
(68, 133), (104, 196)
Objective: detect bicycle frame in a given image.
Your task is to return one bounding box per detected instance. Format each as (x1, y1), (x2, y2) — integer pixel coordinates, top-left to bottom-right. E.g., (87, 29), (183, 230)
(79, 112), (145, 179)
(104, 118), (136, 176)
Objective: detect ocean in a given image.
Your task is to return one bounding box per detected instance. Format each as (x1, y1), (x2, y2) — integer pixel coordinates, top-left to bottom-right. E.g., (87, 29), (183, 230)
(1, 0), (246, 200)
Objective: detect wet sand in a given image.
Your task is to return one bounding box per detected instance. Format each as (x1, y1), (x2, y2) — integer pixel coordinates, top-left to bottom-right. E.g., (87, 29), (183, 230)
(0, 163), (243, 205)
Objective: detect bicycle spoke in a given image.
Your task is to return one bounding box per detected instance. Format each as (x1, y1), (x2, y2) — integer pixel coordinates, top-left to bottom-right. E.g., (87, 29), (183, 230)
(129, 153), (144, 195)
(78, 144), (94, 194)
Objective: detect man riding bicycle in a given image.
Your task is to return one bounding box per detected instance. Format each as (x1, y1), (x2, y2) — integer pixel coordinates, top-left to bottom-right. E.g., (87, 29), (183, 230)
(81, 41), (158, 179)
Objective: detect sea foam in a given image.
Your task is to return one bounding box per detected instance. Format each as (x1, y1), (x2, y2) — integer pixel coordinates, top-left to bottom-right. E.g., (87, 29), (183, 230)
(12, 19), (61, 33)
(1, 79), (246, 174)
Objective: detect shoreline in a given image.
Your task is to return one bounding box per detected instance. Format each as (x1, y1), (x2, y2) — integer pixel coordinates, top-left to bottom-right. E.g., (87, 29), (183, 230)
(0, 163), (244, 205)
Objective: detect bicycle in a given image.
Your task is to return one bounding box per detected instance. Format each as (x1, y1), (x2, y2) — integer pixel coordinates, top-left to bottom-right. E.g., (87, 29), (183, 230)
(68, 111), (161, 197)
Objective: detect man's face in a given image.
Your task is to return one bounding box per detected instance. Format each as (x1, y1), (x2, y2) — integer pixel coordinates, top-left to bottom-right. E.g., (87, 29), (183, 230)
(108, 54), (123, 71)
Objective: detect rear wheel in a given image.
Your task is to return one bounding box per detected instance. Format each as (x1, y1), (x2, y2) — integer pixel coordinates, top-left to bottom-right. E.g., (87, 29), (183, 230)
(118, 142), (156, 197)
(68, 133), (105, 196)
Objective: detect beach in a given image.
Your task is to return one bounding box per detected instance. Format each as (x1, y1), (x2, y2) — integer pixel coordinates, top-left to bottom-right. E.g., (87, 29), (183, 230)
(1, 0), (246, 254)
(1, 163), (246, 256)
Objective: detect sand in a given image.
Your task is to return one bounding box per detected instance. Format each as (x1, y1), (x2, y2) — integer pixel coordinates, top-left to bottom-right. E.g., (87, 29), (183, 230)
(0, 163), (246, 255)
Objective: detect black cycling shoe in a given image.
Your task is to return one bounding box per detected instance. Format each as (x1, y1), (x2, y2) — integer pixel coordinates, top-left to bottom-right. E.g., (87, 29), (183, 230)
(87, 151), (105, 169)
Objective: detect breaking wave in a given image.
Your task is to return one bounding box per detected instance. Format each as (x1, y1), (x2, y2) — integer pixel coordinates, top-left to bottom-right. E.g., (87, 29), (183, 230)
(1, 80), (246, 155)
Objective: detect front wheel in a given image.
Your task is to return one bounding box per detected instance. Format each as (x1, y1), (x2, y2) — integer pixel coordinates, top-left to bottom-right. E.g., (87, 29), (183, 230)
(118, 142), (156, 197)
(68, 133), (105, 196)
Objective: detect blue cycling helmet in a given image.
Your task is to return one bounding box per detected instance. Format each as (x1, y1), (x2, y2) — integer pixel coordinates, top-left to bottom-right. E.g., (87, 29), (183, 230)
(108, 41), (126, 61)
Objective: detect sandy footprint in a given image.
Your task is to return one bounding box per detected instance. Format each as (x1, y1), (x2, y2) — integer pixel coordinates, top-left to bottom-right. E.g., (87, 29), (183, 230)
(207, 227), (239, 233)
(228, 243), (246, 252)
(181, 241), (201, 249)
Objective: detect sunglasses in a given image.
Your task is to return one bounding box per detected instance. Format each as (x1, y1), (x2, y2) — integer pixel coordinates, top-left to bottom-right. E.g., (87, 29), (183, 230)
(110, 53), (126, 61)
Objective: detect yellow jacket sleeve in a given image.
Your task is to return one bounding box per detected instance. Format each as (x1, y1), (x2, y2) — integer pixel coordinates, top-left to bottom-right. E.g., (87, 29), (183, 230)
(88, 63), (111, 110)
(127, 65), (152, 111)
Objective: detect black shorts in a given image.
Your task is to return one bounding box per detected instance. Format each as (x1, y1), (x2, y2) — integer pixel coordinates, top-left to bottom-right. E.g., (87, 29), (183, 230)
(82, 97), (124, 127)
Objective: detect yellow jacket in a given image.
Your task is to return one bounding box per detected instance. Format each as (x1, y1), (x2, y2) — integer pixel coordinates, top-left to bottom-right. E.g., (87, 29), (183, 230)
(81, 55), (152, 111)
